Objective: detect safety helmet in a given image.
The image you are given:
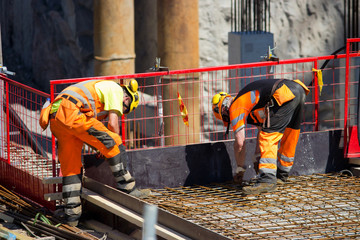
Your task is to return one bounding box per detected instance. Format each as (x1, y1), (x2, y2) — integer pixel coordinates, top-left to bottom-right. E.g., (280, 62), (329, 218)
(123, 79), (139, 114)
(212, 92), (232, 126)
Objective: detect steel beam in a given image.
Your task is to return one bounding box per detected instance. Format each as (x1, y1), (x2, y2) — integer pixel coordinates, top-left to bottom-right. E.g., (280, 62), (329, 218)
(83, 177), (230, 240)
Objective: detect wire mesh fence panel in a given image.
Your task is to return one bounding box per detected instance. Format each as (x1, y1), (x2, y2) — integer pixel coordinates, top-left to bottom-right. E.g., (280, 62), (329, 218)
(0, 75), (56, 209)
(49, 49), (359, 152)
(0, 38), (359, 209)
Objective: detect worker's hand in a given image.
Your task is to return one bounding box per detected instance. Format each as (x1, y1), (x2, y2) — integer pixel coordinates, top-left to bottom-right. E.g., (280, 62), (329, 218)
(95, 151), (105, 159)
(233, 166), (245, 184)
(252, 153), (261, 175)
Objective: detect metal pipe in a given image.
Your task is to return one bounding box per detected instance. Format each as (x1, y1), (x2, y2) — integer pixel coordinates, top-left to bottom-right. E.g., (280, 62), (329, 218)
(142, 204), (158, 240)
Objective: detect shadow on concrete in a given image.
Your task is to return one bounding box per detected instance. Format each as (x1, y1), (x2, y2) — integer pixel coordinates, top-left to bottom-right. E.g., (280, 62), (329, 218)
(325, 130), (348, 173)
(184, 142), (233, 186)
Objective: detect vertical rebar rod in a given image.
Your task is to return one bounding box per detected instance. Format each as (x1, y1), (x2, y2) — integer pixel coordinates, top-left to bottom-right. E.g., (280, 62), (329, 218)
(231, 0), (233, 32)
(249, 0), (252, 31)
(344, 0), (347, 44)
(241, 0), (245, 31)
(238, 0), (240, 32)
(268, 0), (270, 32)
(234, 0), (237, 32)
(348, 0), (351, 39)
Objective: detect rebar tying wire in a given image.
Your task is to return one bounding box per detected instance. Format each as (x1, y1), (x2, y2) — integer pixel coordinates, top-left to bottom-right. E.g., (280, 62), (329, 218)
(145, 173), (360, 240)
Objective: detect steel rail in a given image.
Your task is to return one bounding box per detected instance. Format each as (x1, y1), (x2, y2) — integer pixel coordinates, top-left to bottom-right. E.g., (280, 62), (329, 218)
(83, 177), (231, 240)
(49, 53), (358, 85)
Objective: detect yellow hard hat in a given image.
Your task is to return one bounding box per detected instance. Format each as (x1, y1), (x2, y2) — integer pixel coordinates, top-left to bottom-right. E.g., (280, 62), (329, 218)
(212, 92), (231, 126)
(123, 79), (139, 114)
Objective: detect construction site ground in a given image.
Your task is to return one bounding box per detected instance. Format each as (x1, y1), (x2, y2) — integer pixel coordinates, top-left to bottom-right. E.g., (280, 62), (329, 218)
(1, 172), (360, 239)
(142, 173), (360, 239)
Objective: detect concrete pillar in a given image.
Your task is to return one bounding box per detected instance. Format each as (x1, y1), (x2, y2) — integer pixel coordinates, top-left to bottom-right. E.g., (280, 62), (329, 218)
(157, 1), (200, 145)
(157, 1), (199, 70)
(94, 0), (135, 76)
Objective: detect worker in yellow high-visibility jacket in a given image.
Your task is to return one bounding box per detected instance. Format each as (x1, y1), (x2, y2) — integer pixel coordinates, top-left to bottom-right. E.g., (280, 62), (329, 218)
(212, 79), (309, 195)
(40, 79), (150, 226)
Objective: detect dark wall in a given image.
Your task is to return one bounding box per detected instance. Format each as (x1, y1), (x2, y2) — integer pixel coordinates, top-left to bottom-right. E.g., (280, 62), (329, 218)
(1, 0), (94, 92)
(0, 0), (156, 93)
(84, 130), (348, 189)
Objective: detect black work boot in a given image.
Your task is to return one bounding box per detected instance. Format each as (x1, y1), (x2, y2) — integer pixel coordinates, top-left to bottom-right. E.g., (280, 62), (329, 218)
(276, 169), (289, 184)
(242, 182), (277, 195)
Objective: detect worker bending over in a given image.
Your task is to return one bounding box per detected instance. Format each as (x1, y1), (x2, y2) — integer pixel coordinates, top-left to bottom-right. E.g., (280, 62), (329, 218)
(40, 79), (150, 226)
(212, 79), (309, 195)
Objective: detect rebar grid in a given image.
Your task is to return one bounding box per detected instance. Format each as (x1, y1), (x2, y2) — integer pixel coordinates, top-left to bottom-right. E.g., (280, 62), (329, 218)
(5, 142), (55, 178)
(145, 174), (360, 239)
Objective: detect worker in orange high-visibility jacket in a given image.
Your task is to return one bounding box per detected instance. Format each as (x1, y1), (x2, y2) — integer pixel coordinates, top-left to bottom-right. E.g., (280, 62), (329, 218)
(39, 79), (150, 226)
(212, 79), (309, 195)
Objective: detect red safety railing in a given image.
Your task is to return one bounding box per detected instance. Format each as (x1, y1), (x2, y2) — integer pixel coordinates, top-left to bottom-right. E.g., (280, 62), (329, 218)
(0, 74), (56, 209)
(1, 38), (359, 209)
(344, 38), (360, 158)
(50, 50), (356, 151)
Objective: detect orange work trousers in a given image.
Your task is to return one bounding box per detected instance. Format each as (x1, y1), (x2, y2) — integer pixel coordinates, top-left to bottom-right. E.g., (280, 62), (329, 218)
(258, 127), (300, 183)
(50, 113), (122, 177)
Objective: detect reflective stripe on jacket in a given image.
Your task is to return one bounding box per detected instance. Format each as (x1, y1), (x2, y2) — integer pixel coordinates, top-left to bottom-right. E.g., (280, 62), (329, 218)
(229, 79), (309, 133)
(53, 80), (108, 120)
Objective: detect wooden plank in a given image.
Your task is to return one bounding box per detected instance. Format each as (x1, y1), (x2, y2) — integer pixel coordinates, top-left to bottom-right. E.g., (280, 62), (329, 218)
(82, 188), (190, 240)
(44, 192), (62, 201)
(42, 177), (62, 185)
(349, 158), (360, 165)
(0, 225), (34, 240)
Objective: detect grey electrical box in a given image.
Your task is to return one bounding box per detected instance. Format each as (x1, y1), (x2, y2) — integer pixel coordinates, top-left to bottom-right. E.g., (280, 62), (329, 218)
(228, 32), (274, 94)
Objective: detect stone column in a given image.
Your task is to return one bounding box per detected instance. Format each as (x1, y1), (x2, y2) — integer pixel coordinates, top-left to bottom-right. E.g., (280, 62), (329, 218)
(94, 0), (135, 76)
(157, 1), (200, 145)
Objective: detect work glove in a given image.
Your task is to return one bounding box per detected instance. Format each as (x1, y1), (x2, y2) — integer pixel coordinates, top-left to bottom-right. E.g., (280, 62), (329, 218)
(233, 166), (246, 184)
(253, 153), (261, 175)
(95, 151), (105, 159)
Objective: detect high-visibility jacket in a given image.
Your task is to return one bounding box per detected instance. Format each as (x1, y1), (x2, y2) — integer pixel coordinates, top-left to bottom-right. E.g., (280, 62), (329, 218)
(45, 80), (133, 227)
(52, 80), (116, 121)
(229, 79), (309, 133)
(230, 79), (310, 183)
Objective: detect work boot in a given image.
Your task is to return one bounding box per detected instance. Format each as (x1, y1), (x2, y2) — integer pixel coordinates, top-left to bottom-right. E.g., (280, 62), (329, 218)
(128, 188), (152, 198)
(67, 220), (79, 227)
(276, 178), (285, 185)
(242, 182), (276, 195)
(276, 170), (288, 183)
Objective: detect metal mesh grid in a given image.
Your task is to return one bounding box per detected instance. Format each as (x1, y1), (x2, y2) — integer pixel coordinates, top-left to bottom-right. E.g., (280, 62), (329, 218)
(145, 174), (360, 239)
(6, 142), (55, 178)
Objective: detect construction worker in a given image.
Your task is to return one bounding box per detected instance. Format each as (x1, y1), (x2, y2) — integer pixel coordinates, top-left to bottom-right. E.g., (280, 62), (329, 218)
(39, 79), (150, 226)
(212, 79), (309, 195)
